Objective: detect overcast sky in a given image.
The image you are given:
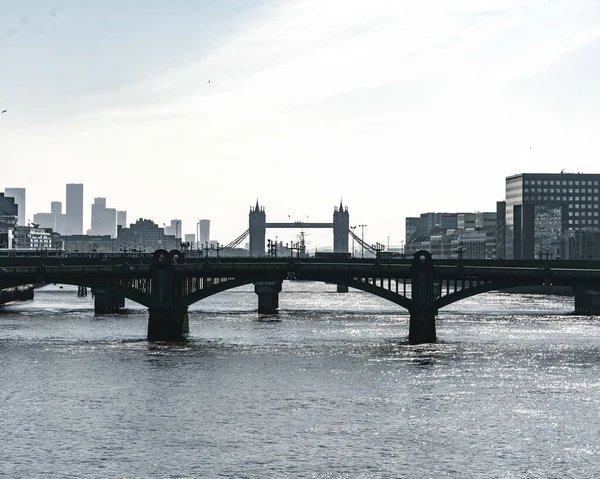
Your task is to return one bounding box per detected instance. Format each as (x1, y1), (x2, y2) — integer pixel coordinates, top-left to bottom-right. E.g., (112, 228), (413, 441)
(2, 0), (600, 249)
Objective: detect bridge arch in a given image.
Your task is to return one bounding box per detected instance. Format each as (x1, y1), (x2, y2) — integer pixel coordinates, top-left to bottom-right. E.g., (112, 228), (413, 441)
(180, 275), (413, 310)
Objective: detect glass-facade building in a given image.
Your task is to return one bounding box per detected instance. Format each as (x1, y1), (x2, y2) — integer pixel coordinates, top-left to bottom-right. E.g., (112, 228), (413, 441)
(505, 173), (600, 259)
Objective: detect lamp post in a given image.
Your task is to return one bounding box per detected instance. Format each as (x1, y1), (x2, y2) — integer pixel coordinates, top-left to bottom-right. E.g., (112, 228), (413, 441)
(358, 224), (367, 259)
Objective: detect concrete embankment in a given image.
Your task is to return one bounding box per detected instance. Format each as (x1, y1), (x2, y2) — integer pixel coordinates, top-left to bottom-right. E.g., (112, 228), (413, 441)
(0, 285), (34, 305)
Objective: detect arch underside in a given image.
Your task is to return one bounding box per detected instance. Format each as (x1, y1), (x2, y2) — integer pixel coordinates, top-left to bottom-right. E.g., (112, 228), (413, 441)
(180, 274), (413, 310)
(0, 276), (152, 308)
(434, 278), (600, 309)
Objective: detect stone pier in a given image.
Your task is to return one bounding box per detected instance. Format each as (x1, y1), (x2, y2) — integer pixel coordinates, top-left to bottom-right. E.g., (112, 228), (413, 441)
(254, 281), (283, 314)
(409, 250), (437, 344)
(148, 306), (189, 342)
(93, 290), (125, 313)
(574, 288), (600, 315)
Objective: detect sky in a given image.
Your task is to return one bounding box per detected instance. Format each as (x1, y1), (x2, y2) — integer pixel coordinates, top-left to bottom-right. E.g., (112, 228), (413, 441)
(2, 0), (600, 250)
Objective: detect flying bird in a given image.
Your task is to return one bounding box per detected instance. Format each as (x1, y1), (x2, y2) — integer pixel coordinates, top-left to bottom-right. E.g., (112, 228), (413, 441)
(207, 80), (211, 83)
(1, 110), (6, 113)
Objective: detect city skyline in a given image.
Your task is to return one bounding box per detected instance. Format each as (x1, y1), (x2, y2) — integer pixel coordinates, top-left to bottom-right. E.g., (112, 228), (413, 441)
(2, 1), (600, 248)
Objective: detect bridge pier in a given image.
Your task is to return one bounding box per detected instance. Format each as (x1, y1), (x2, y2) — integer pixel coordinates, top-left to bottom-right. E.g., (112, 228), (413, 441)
(409, 250), (437, 344)
(574, 288), (600, 315)
(93, 290), (125, 314)
(409, 307), (437, 344)
(336, 284), (349, 293)
(255, 281), (282, 314)
(148, 306), (189, 342)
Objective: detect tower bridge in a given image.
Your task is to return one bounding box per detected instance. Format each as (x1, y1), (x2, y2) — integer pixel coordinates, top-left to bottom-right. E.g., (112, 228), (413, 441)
(249, 200), (350, 257)
(2, 250), (600, 344)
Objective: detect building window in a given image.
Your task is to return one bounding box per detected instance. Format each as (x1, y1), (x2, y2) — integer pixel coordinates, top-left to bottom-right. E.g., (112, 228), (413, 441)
(569, 220), (573, 224)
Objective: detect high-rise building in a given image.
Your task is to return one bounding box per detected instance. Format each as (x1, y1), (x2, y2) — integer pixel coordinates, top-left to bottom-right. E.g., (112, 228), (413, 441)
(199, 219), (211, 246)
(0, 193), (18, 221)
(50, 201), (64, 233)
(504, 172), (600, 259)
(117, 210), (127, 228)
(164, 219), (182, 240)
(4, 188), (26, 225)
(65, 183), (84, 235)
(91, 197), (117, 238)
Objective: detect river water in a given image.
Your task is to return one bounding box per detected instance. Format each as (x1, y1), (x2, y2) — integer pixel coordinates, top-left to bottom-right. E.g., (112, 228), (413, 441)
(1, 282), (600, 478)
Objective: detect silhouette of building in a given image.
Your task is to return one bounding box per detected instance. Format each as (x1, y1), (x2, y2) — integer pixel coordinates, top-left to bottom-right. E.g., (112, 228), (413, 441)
(91, 197), (117, 238)
(117, 210), (127, 228)
(0, 193), (18, 220)
(65, 183), (83, 235)
(249, 200), (266, 256)
(118, 218), (177, 252)
(164, 220), (182, 240)
(199, 219), (210, 246)
(333, 200), (349, 254)
(50, 201), (65, 233)
(405, 211), (497, 259)
(4, 188), (25, 225)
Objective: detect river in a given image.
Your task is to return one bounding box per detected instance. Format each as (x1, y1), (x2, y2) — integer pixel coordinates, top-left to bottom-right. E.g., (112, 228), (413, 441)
(1, 282), (599, 478)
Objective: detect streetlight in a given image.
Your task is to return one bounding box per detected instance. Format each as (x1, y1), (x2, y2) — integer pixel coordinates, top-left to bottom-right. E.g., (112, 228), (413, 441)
(358, 224), (367, 258)
(350, 225), (357, 258)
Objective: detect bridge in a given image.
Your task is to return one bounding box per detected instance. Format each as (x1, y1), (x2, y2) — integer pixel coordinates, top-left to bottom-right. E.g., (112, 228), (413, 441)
(2, 250), (600, 344)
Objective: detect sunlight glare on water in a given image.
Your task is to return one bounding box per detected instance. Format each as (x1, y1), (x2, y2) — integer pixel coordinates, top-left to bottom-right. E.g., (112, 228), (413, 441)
(1, 282), (600, 478)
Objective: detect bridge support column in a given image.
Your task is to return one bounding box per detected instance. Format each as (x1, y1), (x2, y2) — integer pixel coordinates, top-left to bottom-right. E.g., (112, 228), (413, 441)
(574, 288), (600, 315)
(336, 284), (349, 293)
(93, 290), (125, 313)
(409, 307), (437, 344)
(409, 250), (437, 344)
(255, 281), (282, 314)
(148, 306), (189, 342)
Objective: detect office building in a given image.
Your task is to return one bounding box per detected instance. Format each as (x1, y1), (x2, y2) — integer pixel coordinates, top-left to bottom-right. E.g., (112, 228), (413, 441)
(4, 188), (26, 225)
(91, 197), (117, 238)
(0, 193), (18, 220)
(199, 219), (210, 246)
(184, 234), (195, 246)
(50, 201), (65, 233)
(164, 220), (182, 240)
(504, 172), (600, 259)
(117, 210), (127, 228)
(65, 183), (84, 235)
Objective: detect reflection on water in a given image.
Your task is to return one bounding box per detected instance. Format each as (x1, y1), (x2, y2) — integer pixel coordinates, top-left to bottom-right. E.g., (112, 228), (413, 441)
(2, 281), (600, 478)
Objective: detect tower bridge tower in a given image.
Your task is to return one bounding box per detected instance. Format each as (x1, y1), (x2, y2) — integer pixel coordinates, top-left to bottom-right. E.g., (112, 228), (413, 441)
(333, 200), (349, 254)
(249, 199), (266, 257)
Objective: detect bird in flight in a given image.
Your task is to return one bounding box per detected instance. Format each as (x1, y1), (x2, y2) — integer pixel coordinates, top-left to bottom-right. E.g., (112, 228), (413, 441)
(207, 80), (211, 83)
(1, 110), (6, 113)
